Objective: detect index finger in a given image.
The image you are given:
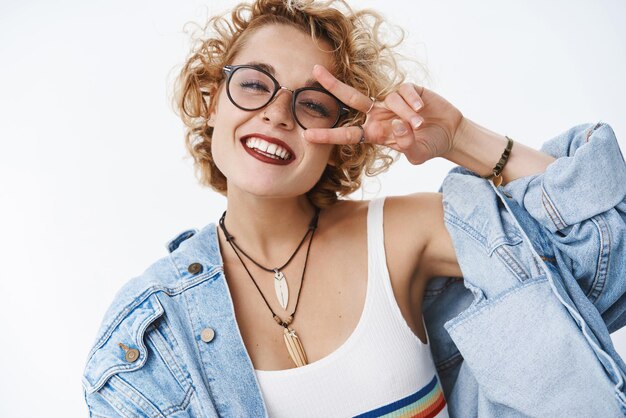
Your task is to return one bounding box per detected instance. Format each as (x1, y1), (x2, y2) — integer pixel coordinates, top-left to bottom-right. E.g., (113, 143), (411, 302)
(312, 64), (374, 113)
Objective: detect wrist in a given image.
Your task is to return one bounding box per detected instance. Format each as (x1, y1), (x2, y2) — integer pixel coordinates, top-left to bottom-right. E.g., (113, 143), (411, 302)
(443, 117), (509, 179)
(443, 118), (557, 186)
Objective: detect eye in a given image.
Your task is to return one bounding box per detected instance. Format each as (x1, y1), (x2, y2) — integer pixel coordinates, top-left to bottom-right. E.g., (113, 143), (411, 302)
(297, 99), (331, 118)
(238, 80), (271, 93)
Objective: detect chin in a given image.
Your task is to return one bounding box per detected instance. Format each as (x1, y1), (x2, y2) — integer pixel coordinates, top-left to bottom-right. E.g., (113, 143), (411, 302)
(235, 177), (315, 200)
(247, 185), (307, 199)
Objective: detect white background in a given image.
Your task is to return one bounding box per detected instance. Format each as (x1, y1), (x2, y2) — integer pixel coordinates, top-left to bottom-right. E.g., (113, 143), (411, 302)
(1, 0), (625, 416)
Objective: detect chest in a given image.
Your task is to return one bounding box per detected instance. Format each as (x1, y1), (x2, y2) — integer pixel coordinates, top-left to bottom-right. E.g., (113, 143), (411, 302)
(219, 211), (428, 371)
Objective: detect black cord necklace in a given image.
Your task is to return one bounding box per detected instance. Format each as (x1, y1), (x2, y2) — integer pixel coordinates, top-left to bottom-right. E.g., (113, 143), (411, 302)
(218, 208), (320, 367)
(218, 208), (319, 310)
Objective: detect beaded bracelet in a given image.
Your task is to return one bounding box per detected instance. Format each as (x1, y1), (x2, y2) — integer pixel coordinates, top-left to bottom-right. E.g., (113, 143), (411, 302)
(483, 135), (514, 187)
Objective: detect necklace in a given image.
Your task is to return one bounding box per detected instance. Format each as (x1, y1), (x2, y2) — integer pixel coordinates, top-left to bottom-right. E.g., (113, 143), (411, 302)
(218, 208), (320, 367)
(218, 210), (318, 310)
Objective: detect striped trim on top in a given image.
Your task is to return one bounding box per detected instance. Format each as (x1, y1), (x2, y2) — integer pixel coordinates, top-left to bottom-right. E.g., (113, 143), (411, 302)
(353, 374), (446, 418)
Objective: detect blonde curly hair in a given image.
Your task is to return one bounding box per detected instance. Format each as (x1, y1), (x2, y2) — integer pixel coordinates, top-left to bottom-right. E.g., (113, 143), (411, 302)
(173, 0), (408, 208)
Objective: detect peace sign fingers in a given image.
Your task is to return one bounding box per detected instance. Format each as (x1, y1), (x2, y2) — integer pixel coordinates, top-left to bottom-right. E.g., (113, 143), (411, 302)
(302, 122), (396, 146)
(311, 64), (376, 114)
(304, 65), (427, 147)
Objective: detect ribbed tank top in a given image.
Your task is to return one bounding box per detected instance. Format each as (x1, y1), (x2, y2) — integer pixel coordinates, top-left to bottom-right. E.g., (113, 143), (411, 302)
(254, 197), (449, 418)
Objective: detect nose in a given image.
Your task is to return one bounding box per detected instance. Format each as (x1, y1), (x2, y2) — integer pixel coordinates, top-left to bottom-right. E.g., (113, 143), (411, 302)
(261, 87), (296, 129)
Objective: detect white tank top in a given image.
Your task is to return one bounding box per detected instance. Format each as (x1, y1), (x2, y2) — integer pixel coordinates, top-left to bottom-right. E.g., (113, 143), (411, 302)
(254, 197), (449, 417)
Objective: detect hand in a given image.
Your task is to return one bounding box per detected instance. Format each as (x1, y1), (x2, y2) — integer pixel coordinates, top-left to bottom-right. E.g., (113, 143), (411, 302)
(303, 64), (465, 165)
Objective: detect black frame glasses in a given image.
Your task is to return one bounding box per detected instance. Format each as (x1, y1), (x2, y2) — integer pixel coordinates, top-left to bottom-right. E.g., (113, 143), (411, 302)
(222, 64), (351, 130)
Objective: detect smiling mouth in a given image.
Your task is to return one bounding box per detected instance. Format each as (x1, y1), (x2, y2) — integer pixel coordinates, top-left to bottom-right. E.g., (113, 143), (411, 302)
(240, 136), (295, 166)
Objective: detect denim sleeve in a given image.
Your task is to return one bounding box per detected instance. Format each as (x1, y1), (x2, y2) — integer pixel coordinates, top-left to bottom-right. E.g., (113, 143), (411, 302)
(502, 122), (626, 332)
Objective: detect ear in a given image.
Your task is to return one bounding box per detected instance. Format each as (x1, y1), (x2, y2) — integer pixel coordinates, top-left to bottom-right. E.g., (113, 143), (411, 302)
(206, 97), (217, 128)
(204, 84), (220, 128)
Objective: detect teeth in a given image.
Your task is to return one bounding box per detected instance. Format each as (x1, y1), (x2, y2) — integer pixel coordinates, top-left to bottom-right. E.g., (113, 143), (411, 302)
(245, 137), (291, 160)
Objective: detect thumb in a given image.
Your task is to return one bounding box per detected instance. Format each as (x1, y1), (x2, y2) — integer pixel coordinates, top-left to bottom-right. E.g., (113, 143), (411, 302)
(391, 119), (409, 136)
(391, 119), (413, 149)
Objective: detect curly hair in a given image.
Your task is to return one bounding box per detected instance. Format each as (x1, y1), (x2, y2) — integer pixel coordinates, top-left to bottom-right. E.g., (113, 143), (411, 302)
(172, 0), (409, 208)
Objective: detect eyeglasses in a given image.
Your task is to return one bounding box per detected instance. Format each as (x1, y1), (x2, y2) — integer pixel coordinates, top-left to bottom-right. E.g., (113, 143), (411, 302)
(222, 65), (351, 130)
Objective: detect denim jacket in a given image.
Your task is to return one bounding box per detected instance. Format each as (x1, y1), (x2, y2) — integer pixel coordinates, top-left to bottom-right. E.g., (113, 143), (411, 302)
(82, 122), (626, 417)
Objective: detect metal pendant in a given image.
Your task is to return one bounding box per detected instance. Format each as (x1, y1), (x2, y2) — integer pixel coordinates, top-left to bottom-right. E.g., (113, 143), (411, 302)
(283, 327), (308, 367)
(492, 173), (503, 187)
(273, 269), (289, 310)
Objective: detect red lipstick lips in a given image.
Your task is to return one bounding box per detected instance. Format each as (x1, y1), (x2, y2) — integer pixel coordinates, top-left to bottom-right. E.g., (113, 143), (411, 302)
(240, 133), (295, 166)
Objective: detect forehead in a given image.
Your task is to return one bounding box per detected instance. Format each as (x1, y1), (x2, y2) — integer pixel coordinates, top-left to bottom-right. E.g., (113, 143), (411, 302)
(231, 24), (336, 83)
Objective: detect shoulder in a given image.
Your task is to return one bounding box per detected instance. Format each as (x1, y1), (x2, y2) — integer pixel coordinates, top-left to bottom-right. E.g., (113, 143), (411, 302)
(384, 192), (445, 249)
(82, 223), (221, 394)
(384, 192), (444, 222)
(327, 193), (443, 223)
(327, 194), (444, 271)
(383, 193), (445, 271)
(384, 193), (461, 280)
(326, 194), (443, 241)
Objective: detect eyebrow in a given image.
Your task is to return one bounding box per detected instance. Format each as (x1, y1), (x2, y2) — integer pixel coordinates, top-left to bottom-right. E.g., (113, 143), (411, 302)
(244, 61), (323, 89)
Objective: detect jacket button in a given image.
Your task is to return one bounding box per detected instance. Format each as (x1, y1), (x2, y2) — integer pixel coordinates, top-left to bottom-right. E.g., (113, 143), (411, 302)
(125, 348), (140, 362)
(119, 342), (140, 362)
(201, 327), (215, 343)
(188, 263), (203, 274)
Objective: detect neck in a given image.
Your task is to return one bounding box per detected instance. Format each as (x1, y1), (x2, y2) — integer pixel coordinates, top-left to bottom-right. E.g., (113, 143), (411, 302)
(220, 188), (318, 266)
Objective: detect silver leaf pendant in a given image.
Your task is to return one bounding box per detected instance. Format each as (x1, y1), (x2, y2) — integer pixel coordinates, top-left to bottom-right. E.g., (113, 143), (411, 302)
(274, 269), (289, 310)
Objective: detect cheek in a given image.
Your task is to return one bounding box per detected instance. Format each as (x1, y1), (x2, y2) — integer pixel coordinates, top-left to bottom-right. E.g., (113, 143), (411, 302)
(304, 144), (335, 182)
(313, 144), (335, 167)
(209, 122), (234, 179)
(208, 96), (245, 175)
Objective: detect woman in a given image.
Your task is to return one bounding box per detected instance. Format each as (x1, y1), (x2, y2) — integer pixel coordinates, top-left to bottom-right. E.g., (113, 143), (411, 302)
(82, 0), (626, 416)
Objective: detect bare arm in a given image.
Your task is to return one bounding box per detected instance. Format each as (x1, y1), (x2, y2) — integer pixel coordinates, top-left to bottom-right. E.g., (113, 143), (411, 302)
(444, 118), (556, 186)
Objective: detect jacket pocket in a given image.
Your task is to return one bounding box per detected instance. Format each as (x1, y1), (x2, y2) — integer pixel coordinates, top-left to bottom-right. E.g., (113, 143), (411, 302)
(443, 276), (625, 416)
(83, 293), (195, 417)
(490, 235), (534, 282)
(446, 212), (543, 303)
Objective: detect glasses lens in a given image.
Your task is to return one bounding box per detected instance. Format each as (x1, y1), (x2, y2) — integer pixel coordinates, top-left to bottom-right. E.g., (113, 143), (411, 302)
(228, 67), (275, 110)
(227, 66), (344, 129)
(295, 89), (341, 129)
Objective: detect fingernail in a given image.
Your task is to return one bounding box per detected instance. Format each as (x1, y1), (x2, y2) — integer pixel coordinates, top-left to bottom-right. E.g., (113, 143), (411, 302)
(392, 119), (408, 135)
(413, 101), (422, 111)
(411, 116), (423, 129)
